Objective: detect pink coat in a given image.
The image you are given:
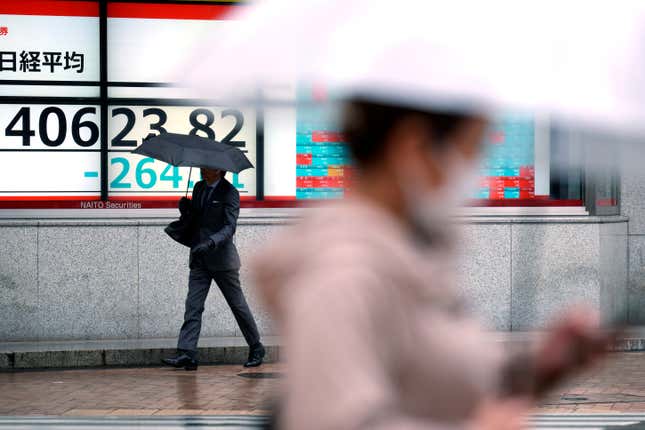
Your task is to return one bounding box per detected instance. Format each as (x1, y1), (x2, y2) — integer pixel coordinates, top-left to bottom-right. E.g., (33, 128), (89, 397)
(253, 198), (508, 430)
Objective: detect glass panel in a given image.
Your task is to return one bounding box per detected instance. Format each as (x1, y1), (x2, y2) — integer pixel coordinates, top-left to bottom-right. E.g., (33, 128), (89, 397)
(475, 115), (536, 201)
(295, 102), (351, 200)
(264, 96), (586, 207)
(107, 1), (239, 87)
(107, 104), (257, 205)
(0, 1), (100, 97)
(583, 130), (620, 215)
(549, 127), (583, 201)
(0, 104), (101, 209)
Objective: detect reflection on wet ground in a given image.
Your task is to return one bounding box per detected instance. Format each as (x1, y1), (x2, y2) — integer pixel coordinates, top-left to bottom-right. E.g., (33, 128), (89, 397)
(5, 354), (645, 428)
(0, 364), (282, 416)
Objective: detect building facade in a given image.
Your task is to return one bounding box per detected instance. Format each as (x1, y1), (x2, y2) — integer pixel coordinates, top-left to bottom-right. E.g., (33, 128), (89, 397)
(0, 0), (633, 342)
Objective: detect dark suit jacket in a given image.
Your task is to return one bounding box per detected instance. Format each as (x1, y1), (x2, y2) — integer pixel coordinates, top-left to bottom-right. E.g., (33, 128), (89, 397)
(187, 178), (241, 271)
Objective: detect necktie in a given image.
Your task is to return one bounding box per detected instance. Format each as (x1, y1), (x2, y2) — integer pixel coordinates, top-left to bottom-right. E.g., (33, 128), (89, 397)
(202, 186), (213, 212)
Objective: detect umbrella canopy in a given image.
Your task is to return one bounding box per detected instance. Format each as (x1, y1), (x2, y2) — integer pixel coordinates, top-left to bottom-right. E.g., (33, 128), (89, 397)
(133, 133), (254, 173)
(181, 0), (645, 136)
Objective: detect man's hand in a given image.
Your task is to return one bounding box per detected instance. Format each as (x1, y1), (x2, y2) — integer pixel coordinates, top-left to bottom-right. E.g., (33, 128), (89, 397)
(191, 239), (215, 256)
(179, 197), (192, 215)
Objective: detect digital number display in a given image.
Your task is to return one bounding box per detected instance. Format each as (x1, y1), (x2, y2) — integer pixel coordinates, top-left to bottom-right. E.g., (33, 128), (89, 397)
(296, 104), (352, 200)
(4, 106), (100, 148)
(0, 1), (547, 209)
(0, 104), (256, 201)
(107, 106), (256, 197)
(0, 105), (100, 196)
(477, 117), (535, 200)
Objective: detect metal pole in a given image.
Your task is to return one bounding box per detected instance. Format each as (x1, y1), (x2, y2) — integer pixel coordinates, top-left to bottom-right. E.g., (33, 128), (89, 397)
(99, 0), (108, 201)
(255, 89), (265, 201)
(185, 167), (192, 197)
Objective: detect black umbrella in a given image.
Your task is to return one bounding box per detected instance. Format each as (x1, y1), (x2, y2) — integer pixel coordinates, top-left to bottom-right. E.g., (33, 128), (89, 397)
(134, 133), (253, 172)
(132, 133), (254, 195)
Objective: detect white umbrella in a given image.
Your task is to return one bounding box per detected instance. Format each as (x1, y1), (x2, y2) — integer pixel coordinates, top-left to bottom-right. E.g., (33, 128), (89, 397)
(182, 0), (645, 135)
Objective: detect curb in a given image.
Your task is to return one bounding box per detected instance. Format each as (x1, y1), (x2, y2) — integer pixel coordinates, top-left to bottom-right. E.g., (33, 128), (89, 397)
(2, 335), (644, 371)
(0, 345), (280, 370)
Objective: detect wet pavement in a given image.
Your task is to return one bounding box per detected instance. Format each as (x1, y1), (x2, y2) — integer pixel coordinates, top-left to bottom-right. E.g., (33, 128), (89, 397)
(0, 363), (282, 416)
(539, 352), (645, 414)
(3, 353), (645, 428)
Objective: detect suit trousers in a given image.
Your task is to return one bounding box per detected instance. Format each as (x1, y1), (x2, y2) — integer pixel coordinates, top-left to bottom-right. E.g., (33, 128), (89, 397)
(177, 266), (261, 358)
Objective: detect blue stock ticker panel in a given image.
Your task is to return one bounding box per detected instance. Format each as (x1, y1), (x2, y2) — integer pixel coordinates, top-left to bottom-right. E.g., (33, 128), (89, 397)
(296, 104), (352, 200)
(295, 107), (535, 201)
(476, 117), (535, 200)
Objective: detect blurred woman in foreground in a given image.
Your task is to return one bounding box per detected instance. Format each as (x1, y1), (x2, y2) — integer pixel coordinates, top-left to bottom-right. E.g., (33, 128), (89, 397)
(253, 98), (606, 430)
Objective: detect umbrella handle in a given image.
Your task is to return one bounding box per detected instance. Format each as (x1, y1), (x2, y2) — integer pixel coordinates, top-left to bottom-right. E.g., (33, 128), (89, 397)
(185, 167), (192, 198)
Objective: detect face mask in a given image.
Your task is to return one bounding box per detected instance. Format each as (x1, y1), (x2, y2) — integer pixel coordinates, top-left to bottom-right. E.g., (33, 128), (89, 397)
(402, 151), (480, 242)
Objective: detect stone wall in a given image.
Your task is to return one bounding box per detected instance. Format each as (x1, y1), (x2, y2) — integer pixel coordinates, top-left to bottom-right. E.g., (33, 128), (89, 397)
(622, 168), (645, 323)
(457, 217), (627, 330)
(0, 214), (628, 341)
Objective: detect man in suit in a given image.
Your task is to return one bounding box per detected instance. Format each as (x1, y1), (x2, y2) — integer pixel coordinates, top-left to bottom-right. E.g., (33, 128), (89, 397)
(162, 167), (265, 371)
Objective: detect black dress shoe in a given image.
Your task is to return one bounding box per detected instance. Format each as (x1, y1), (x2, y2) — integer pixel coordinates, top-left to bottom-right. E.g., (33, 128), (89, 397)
(161, 353), (198, 371)
(244, 344), (266, 368)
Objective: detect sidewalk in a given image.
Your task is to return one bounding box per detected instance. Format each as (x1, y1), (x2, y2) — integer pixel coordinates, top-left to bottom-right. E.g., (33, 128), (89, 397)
(3, 331), (645, 370)
(2, 352), (645, 417)
(539, 352), (645, 414)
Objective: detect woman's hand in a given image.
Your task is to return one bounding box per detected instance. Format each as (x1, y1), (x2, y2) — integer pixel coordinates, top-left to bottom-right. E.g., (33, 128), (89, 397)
(533, 307), (613, 395)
